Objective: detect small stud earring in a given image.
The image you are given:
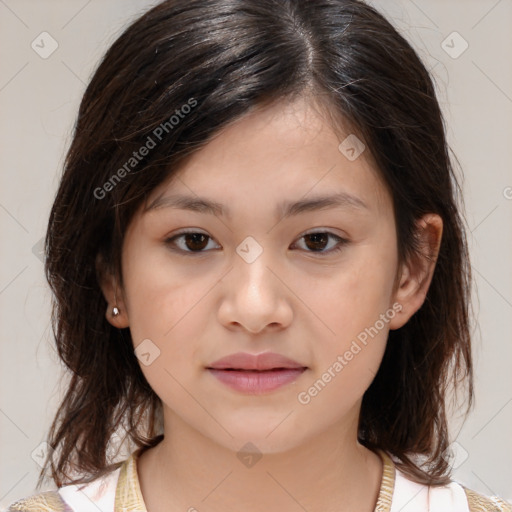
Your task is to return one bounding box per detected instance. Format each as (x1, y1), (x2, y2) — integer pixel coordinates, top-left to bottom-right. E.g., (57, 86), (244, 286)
(112, 285), (120, 317)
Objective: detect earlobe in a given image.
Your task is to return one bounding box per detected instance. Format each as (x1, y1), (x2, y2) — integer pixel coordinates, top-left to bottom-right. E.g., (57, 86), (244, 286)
(95, 253), (130, 328)
(388, 213), (443, 330)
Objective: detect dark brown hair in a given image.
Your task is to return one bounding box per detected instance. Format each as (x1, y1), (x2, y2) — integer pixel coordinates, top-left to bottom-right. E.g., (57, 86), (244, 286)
(39, 0), (473, 488)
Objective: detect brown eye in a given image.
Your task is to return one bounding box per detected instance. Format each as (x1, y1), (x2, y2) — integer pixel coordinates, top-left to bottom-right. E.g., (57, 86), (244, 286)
(292, 231), (348, 254)
(165, 230), (348, 256)
(165, 231), (220, 253)
(303, 232), (329, 251)
(182, 233), (209, 251)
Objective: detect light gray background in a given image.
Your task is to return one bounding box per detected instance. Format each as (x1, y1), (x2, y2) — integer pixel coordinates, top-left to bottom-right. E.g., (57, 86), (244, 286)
(1, 0), (511, 507)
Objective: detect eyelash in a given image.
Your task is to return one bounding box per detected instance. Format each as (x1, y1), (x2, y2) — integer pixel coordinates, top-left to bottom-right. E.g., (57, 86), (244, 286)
(164, 229), (349, 256)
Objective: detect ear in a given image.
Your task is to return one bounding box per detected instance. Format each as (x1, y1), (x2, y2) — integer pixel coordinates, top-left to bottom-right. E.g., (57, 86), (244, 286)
(388, 213), (443, 330)
(95, 253), (130, 328)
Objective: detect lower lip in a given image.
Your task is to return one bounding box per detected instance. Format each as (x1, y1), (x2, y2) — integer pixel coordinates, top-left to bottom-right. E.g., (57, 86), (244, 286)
(207, 368), (306, 394)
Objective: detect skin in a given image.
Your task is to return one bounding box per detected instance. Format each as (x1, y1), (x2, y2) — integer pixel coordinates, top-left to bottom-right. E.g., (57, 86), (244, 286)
(99, 96), (443, 512)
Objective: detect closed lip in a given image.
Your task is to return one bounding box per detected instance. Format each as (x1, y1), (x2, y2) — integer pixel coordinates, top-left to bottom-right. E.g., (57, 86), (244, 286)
(206, 352), (306, 371)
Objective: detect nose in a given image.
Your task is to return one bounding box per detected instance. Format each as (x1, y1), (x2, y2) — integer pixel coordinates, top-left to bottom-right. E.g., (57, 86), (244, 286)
(217, 246), (293, 334)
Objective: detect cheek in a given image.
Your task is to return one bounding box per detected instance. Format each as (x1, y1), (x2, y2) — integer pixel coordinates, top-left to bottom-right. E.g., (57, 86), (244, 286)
(123, 240), (206, 330)
(296, 241), (397, 401)
(307, 245), (397, 343)
(121, 245), (218, 383)
(123, 261), (213, 405)
(296, 260), (393, 413)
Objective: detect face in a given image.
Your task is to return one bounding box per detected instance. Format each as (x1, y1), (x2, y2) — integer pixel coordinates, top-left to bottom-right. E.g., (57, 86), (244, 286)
(102, 97), (432, 454)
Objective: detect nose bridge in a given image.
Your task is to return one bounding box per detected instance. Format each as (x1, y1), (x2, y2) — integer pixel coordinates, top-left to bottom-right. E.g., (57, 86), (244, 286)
(233, 235), (276, 299)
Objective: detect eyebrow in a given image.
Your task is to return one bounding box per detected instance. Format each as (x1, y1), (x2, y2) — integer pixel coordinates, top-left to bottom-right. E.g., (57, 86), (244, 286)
(145, 192), (369, 220)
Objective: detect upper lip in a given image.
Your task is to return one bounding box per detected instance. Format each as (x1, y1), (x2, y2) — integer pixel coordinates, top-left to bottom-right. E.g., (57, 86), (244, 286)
(207, 352), (306, 371)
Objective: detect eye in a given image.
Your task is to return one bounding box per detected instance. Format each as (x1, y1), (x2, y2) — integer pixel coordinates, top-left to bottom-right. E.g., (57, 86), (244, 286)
(165, 230), (220, 253)
(291, 230), (349, 254)
(165, 229), (349, 255)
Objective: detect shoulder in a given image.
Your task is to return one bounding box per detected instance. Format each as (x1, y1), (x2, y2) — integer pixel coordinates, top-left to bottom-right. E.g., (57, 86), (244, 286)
(462, 486), (512, 512)
(391, 464), (512, 512)
(6, 490), (71, 512)
(5, 463), (123, 512)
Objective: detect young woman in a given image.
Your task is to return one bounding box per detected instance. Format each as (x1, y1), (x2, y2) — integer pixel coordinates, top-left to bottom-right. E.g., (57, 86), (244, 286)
(7, 0), (511, 511)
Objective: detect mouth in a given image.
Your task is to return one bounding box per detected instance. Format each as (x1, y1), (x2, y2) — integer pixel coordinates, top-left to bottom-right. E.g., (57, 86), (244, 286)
(205, 351), (307, 393)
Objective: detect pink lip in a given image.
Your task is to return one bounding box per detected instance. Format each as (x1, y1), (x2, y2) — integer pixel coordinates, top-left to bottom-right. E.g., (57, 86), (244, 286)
(207, 368), (306, 394)
(206, 352), (307, 394)
(207, 351), (305, 371)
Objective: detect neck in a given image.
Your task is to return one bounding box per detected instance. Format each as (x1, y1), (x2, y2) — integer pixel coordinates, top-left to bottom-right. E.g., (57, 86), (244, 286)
(137, 408), (384, 512)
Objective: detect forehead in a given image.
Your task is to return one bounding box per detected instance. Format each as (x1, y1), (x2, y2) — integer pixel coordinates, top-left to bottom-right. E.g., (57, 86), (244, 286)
(144, 98), (393, 219)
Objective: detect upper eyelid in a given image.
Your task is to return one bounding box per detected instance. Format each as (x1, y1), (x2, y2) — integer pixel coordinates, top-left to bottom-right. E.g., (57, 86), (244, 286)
(167, 227), (346, 240)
